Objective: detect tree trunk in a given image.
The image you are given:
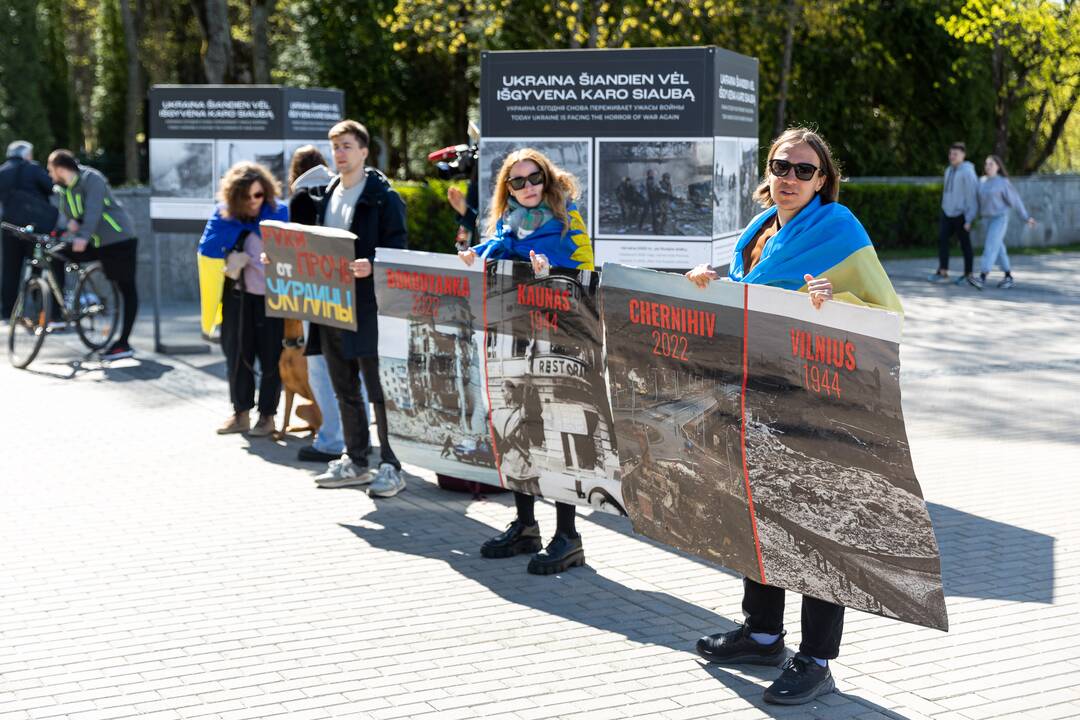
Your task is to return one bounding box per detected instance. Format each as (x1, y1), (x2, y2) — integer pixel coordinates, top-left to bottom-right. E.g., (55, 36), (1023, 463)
(774, 0), (797, 137)
(196, 0), (233, 83)
(118, 0), (142, 183)
(251, 0), (276, 84)
(1029, 83), (1080, 172)
(991, 42), (1009, 160)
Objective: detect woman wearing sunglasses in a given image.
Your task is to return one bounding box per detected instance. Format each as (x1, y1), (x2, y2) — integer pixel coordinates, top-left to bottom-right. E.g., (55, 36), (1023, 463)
(686, 128), (901, 706)
(198, 161), (289, 437)
(458, 148), (593, 575)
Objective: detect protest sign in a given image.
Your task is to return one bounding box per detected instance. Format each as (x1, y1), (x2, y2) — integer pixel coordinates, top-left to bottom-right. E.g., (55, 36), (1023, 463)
(261, 220), (357, 331)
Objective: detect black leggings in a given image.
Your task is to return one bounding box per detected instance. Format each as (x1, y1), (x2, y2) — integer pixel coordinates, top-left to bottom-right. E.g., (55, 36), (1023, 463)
(513, 492), (578, 536)
(938, 213), (973, 275)
(71, 237), (139, 345)
(220, 282), (283, 416)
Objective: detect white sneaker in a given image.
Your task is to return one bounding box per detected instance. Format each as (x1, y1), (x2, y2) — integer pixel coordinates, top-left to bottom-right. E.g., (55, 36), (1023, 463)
(368, 463), (406, 498)
(314, 455), (373, 488)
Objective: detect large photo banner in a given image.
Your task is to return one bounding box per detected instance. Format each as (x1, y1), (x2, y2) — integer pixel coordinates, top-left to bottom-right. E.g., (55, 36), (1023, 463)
(373, 251), (947, 631)
(374, 249), (497, 484)
(261, 221), (357, 331)
(483, 261), (623, 513)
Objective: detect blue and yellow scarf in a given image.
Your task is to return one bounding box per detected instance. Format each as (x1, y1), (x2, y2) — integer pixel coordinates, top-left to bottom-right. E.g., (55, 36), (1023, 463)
(472, 199), (593, 271)
(730, 196), (902, 313)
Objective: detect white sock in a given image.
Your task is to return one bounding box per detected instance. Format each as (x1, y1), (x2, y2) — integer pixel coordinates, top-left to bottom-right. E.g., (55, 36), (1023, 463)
(749, 631), (780, 645)
(812, 656), (828, 667)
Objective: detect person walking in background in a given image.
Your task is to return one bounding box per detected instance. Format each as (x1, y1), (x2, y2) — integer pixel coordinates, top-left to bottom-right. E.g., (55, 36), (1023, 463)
(458, 147), (593, 575)
(308, 120), (408, 499)
(199, 162), (289, 437)
(686, 127), (902, 706)
(286, 145), (348, 464)
(929, 141), (980, 288)
(976, 154), (1035, 289)
(0, 141), (59, 320)
(47, 150), (140, 359)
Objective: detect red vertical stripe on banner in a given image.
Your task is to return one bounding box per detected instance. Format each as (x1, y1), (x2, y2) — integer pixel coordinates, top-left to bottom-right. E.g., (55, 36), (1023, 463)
(481, 263), (507, 489)
(741, 282), (767, 584)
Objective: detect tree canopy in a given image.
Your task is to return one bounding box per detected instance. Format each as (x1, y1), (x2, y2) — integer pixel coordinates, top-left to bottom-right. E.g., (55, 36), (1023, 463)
(1, 0), (1075, 183)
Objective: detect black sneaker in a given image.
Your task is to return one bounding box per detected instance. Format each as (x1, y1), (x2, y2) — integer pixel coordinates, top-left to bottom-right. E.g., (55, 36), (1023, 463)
(101, 342), (134, 360)
(480, 519), (542, 559)
(526, 533), (585, 575)
(763, 653), (836, 705)
(696, 624), (787, 666)
(297, 445), (341, 463)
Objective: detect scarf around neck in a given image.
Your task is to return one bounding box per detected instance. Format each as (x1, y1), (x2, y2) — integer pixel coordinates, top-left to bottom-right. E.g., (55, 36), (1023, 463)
(504, 198), (555, 238)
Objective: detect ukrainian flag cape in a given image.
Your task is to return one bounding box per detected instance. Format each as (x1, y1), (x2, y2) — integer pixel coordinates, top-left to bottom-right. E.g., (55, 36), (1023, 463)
(473, 201), (594, 271)
(196, 202), (289, 335)
(729, 196), (902, 313)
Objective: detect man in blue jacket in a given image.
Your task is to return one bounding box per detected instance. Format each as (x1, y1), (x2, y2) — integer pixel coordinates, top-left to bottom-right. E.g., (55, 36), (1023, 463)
(309, 120), (408, 498)
(0, 141), (58, 319)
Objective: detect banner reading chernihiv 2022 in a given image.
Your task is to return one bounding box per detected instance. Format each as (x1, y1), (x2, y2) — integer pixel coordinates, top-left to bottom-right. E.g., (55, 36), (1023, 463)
(375, 249), (948, 632)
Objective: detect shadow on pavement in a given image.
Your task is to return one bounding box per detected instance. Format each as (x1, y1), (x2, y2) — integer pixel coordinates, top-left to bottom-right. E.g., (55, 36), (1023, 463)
(340, 477), (909, 719)
(929, 502), (1054, 603)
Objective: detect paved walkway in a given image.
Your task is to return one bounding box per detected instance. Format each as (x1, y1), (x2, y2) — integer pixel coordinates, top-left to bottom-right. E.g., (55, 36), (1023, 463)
(1, 255), (1078, 720)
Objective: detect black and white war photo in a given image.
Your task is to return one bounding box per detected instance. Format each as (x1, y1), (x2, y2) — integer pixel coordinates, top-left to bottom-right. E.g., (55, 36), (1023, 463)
(484, 261), (623, 513)
(596, 139), (713, 238)
(149, 139), (215, 198)
(374, 252), (497, 483)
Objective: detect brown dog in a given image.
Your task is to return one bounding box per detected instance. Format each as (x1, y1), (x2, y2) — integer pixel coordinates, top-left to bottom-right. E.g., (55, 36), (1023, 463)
(277, 318), (322, 438)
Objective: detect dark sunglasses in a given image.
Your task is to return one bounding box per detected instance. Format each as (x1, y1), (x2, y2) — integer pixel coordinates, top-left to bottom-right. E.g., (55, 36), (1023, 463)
(506, 170), (545, 191)
(247, 191), (265, 200)
(769, 158), (822, 181)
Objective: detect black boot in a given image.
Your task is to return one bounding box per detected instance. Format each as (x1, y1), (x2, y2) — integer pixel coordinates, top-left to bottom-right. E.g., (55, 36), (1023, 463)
(480, 519), (542, 559)
(527, 533), (585, 575)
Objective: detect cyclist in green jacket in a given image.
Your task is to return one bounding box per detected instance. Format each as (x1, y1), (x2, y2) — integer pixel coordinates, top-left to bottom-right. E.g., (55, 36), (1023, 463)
(47, 150), (139, 360)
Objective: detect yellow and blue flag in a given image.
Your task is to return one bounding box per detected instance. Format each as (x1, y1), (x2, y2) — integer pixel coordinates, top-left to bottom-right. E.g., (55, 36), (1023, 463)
(729, 196), (901, 313)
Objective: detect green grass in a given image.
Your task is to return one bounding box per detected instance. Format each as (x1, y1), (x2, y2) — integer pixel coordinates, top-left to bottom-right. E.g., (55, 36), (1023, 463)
(877, 243), (1080, 260)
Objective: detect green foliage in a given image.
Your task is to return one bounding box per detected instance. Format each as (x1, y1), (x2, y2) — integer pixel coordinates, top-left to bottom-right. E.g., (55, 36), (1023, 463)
(0, 0), (53, 153)
(396, 180), (467, 254)
(93, 0), (128, 159)
(842, 183), (943, 251)
(39, 0), (83, 149)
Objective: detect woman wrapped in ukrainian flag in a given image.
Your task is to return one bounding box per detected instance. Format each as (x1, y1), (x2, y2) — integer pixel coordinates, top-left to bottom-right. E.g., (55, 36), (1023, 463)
(686, 127), (900, 707)
(456, 147), (592, 577)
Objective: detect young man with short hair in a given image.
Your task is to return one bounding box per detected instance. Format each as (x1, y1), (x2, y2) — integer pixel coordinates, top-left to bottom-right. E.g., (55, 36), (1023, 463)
(47, 150), (140, 359)
(929, 142), (980, 288)
(309, 120), (408, 498)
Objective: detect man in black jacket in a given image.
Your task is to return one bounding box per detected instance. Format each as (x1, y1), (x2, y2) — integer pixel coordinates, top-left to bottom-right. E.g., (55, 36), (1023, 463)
(0, 141), (59, 318)
(310, 120), (408, 498)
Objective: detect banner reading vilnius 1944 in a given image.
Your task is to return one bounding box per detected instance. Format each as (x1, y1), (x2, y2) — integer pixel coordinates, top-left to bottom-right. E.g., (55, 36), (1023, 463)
(480, 47), (759, 271)
(373, 249), (498, 484)
(602, 264), (947, 632)
(261, 221), (357, 332)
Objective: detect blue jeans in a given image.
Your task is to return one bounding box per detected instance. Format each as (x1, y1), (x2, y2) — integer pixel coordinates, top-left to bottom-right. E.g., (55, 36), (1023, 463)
(306, 353), (345, 455)
(980, 213), (1011, 275)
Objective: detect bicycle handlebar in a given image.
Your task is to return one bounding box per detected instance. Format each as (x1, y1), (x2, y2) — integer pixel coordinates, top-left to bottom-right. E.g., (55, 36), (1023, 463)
(1, 223), (69, 257)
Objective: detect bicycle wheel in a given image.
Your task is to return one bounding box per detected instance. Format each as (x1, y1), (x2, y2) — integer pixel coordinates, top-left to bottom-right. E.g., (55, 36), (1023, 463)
(74, 264), (120, 351)
(8, 277), (49, 369)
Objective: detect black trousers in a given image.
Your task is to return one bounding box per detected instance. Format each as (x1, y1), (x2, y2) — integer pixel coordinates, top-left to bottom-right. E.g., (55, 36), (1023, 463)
(319, 324), (400, 470)
(73, 238), (139, 346)
(938, 213), (973, 275)
(1, 229), (63, 319)
(742, 577), (845, 660)
(220, 283), (283, 416)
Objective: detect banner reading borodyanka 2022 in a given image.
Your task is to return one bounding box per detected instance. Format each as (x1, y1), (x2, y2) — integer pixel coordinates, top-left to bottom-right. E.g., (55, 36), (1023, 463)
(374, 248), (947, 632)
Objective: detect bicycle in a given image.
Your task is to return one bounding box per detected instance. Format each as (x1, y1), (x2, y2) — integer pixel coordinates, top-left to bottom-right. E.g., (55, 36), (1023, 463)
(3, 222), (121, 369)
